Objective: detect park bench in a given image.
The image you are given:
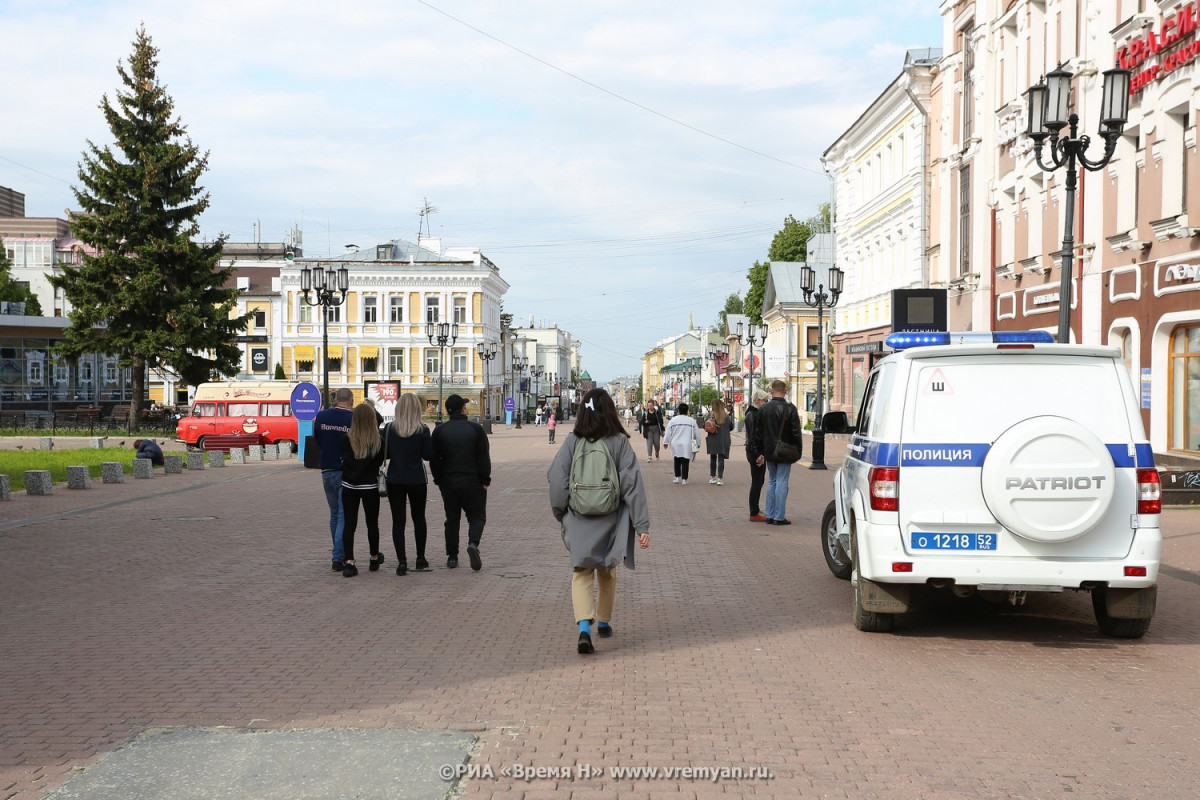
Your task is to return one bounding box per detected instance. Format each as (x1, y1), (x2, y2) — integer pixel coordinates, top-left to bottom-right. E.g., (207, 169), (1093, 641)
(105, 405), (131, 430)
(201, 432), (265, 453)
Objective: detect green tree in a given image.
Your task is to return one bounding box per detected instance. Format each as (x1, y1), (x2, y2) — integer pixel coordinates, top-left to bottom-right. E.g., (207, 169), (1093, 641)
(744, 260), (769, 324)
(0, 247), (43, 315)
(274, 363), (286, 380)
(717, 292), (743, 333)
(51, 27), (249, 421)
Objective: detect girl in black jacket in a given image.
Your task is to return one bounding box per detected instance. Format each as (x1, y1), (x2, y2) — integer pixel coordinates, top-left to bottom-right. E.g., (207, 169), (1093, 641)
(339, 404), (386, 577)
(384, 393), (434, 575)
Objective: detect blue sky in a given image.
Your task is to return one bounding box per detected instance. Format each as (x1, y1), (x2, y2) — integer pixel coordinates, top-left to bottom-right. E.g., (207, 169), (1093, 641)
(1, 0), (942, 382)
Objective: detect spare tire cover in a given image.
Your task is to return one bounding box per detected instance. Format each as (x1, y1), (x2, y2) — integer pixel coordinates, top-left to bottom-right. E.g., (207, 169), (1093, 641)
(980, 415), (1116, 543)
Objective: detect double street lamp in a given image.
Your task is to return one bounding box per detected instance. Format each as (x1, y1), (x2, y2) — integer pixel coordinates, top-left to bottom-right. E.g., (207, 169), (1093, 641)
(707, 343), (729, 404)
(1025, 64), (1131, 343)
(476, 340), (499, 421)
(735, 322), (767, 402)
(512, 355), (528, 428)
(426, 321), (459, 421)
(800, 263), (844, 471)
(299, 263), (349, 408)
(531, 364), (545, 419)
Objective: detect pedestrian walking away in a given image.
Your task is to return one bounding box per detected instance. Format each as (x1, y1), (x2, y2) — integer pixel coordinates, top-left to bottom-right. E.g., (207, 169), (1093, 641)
(384, 393), (434, 575)
(547, 405), (558, 444)
(752, 380), (803, 525)
(638, 399), (664, 462)
(704, 396), (734, 485)
(548, 388), (650, 655)
(430, 394), (491, 571)
(314, 388), (355, 570)
(743, 388), (770, 521)
(662, 402), (701, 484)
(339, 403), (387, 577)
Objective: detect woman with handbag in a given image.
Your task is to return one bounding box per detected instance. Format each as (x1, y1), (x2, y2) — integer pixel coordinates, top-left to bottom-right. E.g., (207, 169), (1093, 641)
(752, 380), (803, 525)
(339, 403), (386, 577)
(384, 393), (434, 576)
(661, 402), (701, 485)
(704, 396), (734, 485)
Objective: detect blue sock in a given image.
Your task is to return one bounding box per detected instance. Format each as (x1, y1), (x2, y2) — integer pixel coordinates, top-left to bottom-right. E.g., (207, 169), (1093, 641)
(597, 622), (611, 632)
(578, 619), (591, 635)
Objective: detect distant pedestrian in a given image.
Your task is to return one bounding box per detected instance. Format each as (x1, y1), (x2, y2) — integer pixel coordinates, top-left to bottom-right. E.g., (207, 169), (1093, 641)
(430, 394), (491, 571)
(639, 399), (664, 462)
(752, 380), (803, 525)
(704, 397), (734, 485)
(743, 389), (770, 521)
(384, 393), (434, 575)
(314, 388), (355, 571)
(547, 405), (558, 443)
(662, 403), (701, 485)
(132, 438), (164, 466)
(535, 405), (544, 426)
(547, 388), (650, 655)
(339, 403), (386, 577)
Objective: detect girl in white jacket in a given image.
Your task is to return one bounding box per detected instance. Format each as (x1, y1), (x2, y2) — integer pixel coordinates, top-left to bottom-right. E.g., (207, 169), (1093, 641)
(662, 403), (701, 485)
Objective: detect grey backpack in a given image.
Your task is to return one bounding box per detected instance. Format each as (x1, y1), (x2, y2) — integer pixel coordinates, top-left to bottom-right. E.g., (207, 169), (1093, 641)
(568, 436), (621, 516)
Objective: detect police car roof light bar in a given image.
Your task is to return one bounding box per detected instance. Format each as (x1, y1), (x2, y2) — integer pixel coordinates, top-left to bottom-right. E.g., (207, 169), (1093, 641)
(885, 331), (1056, 350)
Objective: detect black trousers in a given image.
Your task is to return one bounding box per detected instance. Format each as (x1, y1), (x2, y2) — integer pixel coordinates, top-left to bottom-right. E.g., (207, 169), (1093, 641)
(386, 482), (428, 563)
(747, 456), (766, 515)
(341, 486), (381, 562)
(673, 456), (691, 480)
(439, 478), (487, 556)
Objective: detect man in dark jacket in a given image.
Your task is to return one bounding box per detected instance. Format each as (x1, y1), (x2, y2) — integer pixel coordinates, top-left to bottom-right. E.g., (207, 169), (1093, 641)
(752, 380), (803, 526)
(314, 388), (355, 570)
(430, 394), (491, 570)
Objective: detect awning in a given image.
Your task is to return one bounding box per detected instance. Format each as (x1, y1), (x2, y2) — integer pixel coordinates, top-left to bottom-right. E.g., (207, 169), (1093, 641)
(327, 345), (343, 359)
(293, 345), (315, 360)
(359, 345), (379, 358)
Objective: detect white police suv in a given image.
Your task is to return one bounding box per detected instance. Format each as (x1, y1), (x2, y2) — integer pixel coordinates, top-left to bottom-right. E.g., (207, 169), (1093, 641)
(822, 331), (1161, 637)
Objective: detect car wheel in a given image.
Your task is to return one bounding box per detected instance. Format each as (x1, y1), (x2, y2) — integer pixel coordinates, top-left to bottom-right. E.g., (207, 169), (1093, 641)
(193, 436), (205, 452)
(822, 500), (852, 580)
(850, 524), (894, 633)
(1091, 589), (1152, 639)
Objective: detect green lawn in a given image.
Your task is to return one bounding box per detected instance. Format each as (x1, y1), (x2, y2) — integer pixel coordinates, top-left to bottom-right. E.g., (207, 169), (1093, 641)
(0, 447), (159, 492)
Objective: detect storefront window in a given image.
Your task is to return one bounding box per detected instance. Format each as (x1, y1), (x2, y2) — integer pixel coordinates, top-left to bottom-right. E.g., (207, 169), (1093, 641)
(1169, 327), (1200, 451)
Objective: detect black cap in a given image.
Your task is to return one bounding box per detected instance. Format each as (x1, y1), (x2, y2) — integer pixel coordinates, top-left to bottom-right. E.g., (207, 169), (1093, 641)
(445, 394), (466, 414)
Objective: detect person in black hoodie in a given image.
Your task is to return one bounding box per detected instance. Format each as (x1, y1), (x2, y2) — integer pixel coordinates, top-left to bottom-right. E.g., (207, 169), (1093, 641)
(430, 394), (491, 571)
(339, 403), (386, 577)
(752, 380), (803, 526)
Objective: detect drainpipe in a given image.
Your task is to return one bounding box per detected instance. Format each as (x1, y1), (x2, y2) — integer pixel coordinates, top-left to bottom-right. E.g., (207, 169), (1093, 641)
(903, 80), (931, 289)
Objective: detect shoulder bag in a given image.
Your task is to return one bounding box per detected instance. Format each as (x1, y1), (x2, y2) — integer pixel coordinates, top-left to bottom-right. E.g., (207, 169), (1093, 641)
(377, 423), (390, 495)
(771, 404), (801, 464)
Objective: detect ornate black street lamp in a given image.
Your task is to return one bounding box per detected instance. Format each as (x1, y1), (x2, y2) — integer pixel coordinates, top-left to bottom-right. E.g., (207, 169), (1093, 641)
(800, 263), (844, 470)
(1026, 64), (1131, 343)
(531, 364), (545, 420)
(426, 321), (459, 421)
(735, 322), (767, 402)
(476, 340), (499, 421)
(707, 343), (728, 404)
(299, 263), (349, 408)
(512, 355), (527, 429)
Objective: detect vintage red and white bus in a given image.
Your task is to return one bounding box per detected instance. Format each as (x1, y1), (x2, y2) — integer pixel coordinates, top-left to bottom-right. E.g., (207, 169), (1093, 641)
(175, 381), (299, 451)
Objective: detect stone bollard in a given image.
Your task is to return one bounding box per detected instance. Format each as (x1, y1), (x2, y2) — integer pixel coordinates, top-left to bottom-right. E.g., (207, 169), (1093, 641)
(0, 474), (10, 501)
(132, 458), (153, 479)
(230, 448), (247, 465)
(89, 437), (105, 449)
(66, 465), (92, 490)
(163, 455), (183, 474)
(263, 444), (278, 461)
(247, 445), (264, 462)
(208, 450), (226, 468)
(277, 442), (293, 460)
(38, 437), (54, 451)
(186, 452), (205, 471)
(101, 462), (124, 484)
(24, 470), (53, 495)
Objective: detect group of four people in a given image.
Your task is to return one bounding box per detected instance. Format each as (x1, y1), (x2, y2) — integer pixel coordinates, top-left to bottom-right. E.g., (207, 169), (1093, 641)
(314, 388), (490, 578)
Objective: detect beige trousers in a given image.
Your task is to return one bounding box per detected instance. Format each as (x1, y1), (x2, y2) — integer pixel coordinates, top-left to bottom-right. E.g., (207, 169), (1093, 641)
(572, 567), (617, 623)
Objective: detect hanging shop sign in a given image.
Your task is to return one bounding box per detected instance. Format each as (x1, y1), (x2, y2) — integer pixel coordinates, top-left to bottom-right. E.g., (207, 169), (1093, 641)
(1118, 3), (1200, 92)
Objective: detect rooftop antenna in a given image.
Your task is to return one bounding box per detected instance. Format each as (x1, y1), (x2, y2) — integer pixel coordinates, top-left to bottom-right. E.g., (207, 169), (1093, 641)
(417, 197), (439, 240)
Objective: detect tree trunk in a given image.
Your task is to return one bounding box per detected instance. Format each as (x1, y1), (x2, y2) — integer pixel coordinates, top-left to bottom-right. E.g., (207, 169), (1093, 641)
(131, 354), (146, 431)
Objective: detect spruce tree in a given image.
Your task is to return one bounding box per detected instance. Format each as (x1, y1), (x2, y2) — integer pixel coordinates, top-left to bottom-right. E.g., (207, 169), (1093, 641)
(51, 27), (249, 420)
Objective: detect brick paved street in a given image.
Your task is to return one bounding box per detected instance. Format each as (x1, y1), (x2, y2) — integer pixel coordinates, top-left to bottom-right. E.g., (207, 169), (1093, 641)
(2, 425), (1200, 799)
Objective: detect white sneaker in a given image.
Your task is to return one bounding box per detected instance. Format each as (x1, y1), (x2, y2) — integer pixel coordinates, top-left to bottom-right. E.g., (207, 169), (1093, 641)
(647, 457), (653, 463)
(673, 477), (680, 484)
(709, 477), (717, 484)
(716, 478), (723, 485)
(681, 479), (688, 485)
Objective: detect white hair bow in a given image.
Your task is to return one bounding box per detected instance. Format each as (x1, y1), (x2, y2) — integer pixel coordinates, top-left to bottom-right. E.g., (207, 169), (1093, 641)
(585, 398), (596, 411)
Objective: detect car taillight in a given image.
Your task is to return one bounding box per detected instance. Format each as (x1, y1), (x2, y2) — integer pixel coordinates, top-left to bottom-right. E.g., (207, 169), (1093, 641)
(1137, 468), (1161, 514)
(869, 467), (899, 511)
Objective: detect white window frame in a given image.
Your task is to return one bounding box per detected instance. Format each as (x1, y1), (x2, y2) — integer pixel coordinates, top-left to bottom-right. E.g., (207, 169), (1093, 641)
(363, 295), (378, 324)
(389, 295), (404, 323)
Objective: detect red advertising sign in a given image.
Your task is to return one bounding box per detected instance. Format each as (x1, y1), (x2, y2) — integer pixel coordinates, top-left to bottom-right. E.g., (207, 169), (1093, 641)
(1118, 2), (1200, 92)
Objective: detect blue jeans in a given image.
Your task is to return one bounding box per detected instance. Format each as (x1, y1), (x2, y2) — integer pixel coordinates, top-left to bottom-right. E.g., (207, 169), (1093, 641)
(765, 460), (792, 521)
(322, 469), (345, 561)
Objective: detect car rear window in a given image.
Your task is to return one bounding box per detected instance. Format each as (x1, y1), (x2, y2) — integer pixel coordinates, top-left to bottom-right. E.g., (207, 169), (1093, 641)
(906, 358), (1132, 441)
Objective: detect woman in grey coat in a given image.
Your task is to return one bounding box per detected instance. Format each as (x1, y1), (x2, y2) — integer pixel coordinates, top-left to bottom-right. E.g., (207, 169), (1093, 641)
(548, 388), (651, 655)
(704, 396), (734, 485)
